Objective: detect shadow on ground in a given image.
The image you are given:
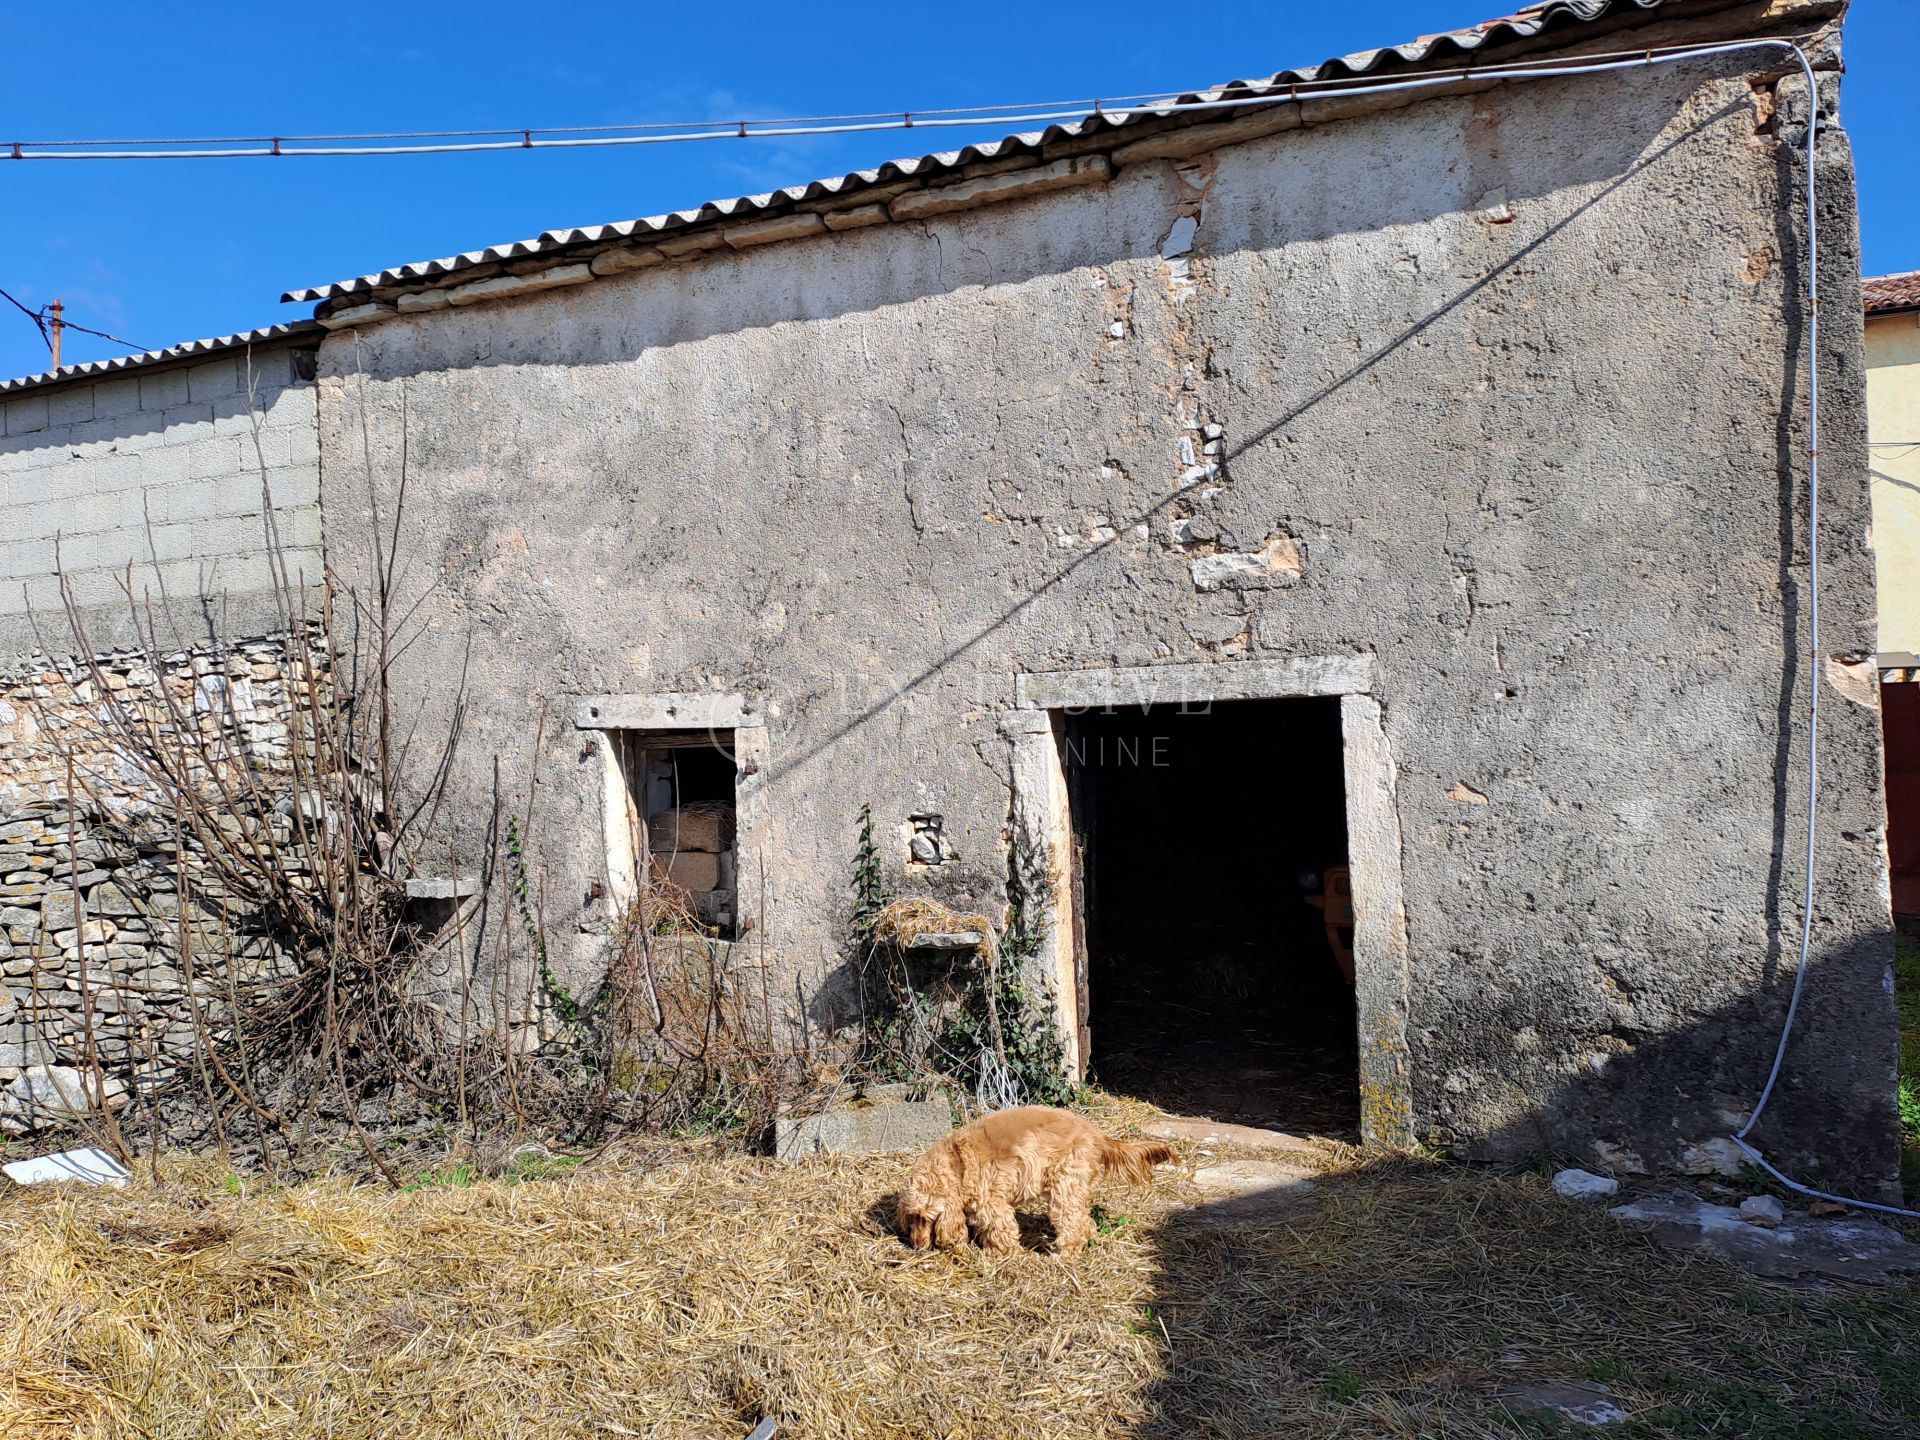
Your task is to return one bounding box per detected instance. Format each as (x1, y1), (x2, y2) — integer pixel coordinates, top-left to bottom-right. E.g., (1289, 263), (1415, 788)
(1119, 1151), (1920, 1438)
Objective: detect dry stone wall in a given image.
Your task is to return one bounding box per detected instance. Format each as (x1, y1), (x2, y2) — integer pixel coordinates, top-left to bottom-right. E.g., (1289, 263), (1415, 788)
(0, 632), (319, 1124)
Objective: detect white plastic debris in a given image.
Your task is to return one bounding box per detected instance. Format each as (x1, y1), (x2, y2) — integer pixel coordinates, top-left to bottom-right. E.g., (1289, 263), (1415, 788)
(1552, 1168), (1621, 1202)
(2, 1146), (132, 1188)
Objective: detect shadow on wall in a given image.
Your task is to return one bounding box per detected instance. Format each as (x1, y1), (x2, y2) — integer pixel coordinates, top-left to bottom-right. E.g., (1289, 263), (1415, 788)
(740, 93), (1749, 796)
(1440, 935), (1901, 1200)
(310, 83), (1769, 949)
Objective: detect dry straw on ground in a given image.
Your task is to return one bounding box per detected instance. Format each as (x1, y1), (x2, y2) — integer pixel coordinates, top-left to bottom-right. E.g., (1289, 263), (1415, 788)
(1, 1132), (1916, 1439)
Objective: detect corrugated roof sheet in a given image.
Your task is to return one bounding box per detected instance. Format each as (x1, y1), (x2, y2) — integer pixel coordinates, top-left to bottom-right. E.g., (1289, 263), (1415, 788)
(0, 321), (323, 396)
(1864, 271), (1920, 315)
(282, 0), (1670, 304)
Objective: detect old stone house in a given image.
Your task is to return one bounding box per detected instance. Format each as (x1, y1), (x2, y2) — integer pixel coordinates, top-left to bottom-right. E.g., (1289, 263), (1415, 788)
(0, 0), (1902, 1195)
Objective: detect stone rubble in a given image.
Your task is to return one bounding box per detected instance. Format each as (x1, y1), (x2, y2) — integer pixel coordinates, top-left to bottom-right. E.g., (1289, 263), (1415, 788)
(1610, 1190), (1920, 1283)
(1551, 1167), (1621, 1202)
(1499, 1380), (1626, 1427)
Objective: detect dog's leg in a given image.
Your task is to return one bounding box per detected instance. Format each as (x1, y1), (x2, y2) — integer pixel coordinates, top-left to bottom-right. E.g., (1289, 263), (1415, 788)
(1046, 1162), (1096, 1255)
(967, 1201), (1021, 1254)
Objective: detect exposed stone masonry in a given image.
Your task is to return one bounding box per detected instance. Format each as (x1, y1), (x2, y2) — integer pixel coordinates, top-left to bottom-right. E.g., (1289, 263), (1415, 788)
(0, 632), (318, 1123)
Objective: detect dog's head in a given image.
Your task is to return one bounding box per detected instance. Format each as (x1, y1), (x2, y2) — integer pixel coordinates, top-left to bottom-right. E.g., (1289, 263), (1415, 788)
(896, 1189), (965, 1250)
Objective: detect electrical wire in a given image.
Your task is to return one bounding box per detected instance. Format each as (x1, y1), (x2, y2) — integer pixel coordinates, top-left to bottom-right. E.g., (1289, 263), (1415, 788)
(0, 290), (146, 366)
(1715, 43), (1920, 1222)
(0, 35), (1818, 161)
(0, 285), (52, 350)
(46, 315), (147, 352)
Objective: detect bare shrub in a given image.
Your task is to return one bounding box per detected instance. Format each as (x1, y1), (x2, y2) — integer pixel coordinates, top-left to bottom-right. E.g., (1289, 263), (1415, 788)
(11, 353), (831, 1178)
(559, 879), (844, 1143)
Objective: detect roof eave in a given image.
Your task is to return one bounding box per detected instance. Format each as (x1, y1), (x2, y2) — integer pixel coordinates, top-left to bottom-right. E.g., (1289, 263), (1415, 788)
(0, 321), (324, 399)
(289, 0), (1828, 310)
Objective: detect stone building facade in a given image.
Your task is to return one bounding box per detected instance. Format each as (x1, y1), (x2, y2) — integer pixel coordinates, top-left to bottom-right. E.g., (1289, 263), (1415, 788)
(0, 0), (1902, 1192)
(0, 329), (322, 1119)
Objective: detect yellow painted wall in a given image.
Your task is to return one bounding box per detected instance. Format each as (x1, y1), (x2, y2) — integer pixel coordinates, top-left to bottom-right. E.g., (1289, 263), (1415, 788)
(1868, 310), (1920, 658)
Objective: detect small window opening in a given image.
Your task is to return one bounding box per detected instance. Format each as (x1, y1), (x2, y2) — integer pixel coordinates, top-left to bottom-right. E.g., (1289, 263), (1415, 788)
(616, 729), (740, 939)
(1064, 696), (1357, 1138)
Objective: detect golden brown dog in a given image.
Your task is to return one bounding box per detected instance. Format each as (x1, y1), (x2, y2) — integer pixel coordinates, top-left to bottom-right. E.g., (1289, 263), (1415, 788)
(897, 1106), (1174, 1256)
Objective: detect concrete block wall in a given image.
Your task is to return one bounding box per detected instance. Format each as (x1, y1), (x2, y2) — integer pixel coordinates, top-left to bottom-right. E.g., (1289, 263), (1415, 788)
(0, 342), (323, 658)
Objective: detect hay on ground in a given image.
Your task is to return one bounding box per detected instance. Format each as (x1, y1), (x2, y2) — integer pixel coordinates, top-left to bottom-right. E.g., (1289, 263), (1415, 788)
(1, 1124), (1916, 1439)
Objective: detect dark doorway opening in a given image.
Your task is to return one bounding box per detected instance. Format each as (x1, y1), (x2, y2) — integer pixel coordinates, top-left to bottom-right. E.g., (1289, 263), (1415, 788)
(1064, 697), (1358, 1138)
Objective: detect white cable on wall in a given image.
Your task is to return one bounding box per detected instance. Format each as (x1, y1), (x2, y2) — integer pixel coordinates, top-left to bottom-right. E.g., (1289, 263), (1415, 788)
(1717, 44), (1920, 1221)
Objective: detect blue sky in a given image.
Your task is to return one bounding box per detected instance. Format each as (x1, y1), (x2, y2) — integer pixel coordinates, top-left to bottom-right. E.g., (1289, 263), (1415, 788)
(2, 1), (1914, 379)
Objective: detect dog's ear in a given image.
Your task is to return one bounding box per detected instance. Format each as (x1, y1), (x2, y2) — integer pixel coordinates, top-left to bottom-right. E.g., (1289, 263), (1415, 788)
(897, 1193), (934, 1249)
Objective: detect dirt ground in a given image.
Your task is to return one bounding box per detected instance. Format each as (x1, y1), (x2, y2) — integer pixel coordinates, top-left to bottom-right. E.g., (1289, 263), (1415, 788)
(3, 1103), (1917, 1440)
(1094, 988), (1361, 1140)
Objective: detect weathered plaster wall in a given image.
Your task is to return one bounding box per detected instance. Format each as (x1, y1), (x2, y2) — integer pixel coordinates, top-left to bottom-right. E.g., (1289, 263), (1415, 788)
(317, 57), (1898, 1189)
(1866, 310), (1920, 657)
(0, 343), (323, 659)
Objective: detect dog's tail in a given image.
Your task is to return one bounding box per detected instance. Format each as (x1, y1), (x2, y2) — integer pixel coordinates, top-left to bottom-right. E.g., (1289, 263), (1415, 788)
(1096, 1136), (1175, 1186)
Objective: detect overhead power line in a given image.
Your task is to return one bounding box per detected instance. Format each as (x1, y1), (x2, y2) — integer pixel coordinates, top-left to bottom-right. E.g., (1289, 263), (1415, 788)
(1, 285), (52, 350)
(2, 37), (1813, 161)
(48, 315), (147, 352)
(0, 287), (147, 364)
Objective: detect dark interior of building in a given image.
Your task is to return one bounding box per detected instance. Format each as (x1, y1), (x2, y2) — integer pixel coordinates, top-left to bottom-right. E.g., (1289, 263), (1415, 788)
(645, 737), (737, 814)
(1064, 697), (1358, 1138)
(630, 732), (740, 937)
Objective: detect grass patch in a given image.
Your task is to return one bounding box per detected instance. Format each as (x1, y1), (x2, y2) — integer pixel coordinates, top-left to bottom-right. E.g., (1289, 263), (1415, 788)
(1091, 1202), (1133, 1239)
(1321, 1363), (1364, 1405)
(1, 1145), (1916, 1438)
(1897, 929), (1920, 1201)
(506, 1151), (588, 1183)
(399, 1161), (478, 1193)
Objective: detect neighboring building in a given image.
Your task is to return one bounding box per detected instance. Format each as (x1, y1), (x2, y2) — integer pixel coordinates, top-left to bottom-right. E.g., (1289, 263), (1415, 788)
(0, 325), (323, 658)
(0, 0), (1903, 1195)
(1866, 271), (1920, 920)
(0, 327), (324, 1095)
